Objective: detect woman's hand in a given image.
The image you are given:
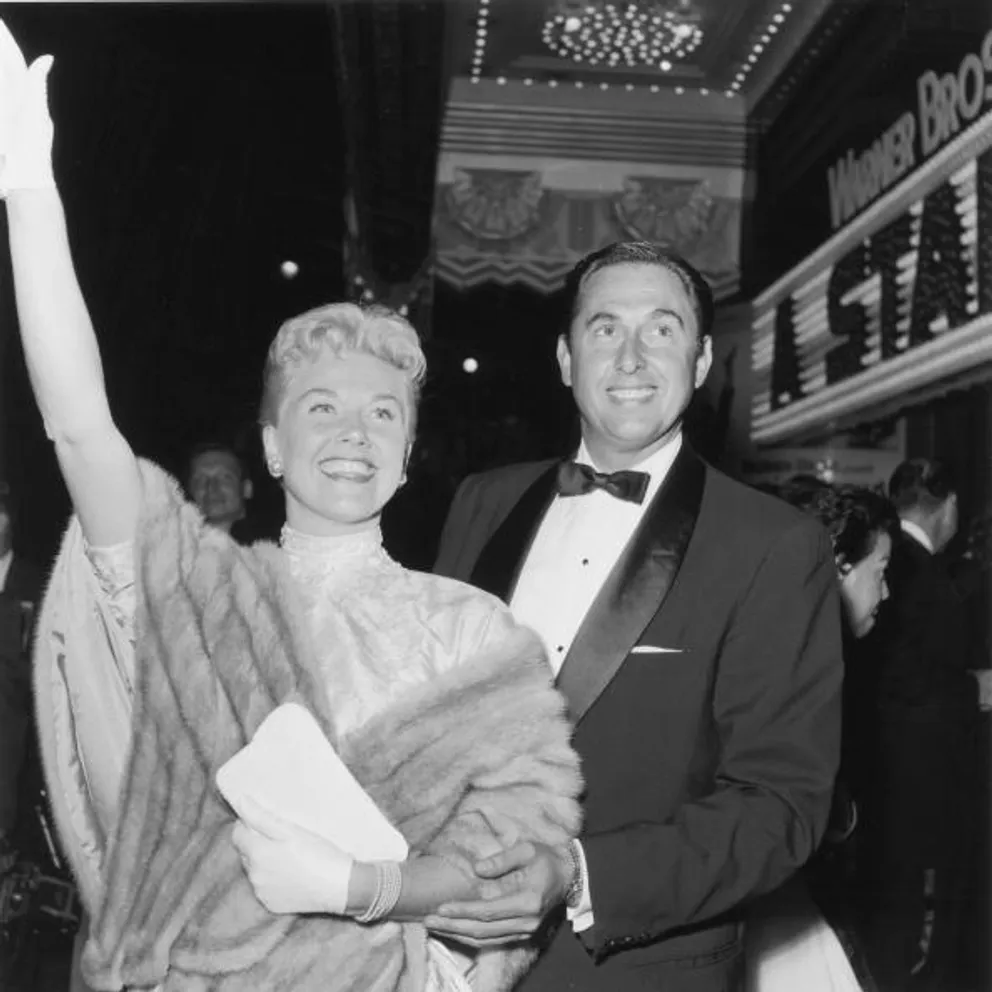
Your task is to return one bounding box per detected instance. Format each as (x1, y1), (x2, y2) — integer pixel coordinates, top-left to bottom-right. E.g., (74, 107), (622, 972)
(231, 796), (354, 916)
(0, 20), (55, 195)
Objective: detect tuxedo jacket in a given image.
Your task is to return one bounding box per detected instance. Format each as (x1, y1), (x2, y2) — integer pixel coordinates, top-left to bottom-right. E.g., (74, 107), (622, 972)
(435, 445), (843, 991)
(857, 531), (979, 868)
(870, 530), (978, 711)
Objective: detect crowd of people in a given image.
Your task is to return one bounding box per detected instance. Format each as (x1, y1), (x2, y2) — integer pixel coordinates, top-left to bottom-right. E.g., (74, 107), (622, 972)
(0, 18), (989, 992)
(752, 467), (990, 992)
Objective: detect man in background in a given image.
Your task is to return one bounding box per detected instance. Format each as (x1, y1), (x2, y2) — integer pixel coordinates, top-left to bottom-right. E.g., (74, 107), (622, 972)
(186, 442), (255, 542)
(860, 458), (985, 992)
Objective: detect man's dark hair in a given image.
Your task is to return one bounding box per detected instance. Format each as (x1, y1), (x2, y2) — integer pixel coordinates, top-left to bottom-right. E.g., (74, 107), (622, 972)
(888, 458), (955, 514)
(562, 241), (715, 342)
(780, 477), (900, 568)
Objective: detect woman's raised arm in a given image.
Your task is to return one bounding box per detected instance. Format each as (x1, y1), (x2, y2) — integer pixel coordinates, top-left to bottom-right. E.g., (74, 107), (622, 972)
(1, 24), (140, 546)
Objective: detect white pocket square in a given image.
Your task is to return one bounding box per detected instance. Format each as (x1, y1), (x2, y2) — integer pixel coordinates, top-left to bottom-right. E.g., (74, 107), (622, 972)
(630, 645), (684, 655)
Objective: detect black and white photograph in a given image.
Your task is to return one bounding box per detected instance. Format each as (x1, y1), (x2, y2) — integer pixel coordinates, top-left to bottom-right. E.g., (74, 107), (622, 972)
(0, 1), (990, 990)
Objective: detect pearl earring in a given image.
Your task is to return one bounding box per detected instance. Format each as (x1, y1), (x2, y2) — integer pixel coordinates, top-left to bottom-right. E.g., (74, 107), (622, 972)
(269, 460), (283, 478)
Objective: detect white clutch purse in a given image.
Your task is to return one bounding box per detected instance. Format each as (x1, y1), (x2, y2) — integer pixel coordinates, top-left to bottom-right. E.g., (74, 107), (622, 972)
(216, 702), (409, 862)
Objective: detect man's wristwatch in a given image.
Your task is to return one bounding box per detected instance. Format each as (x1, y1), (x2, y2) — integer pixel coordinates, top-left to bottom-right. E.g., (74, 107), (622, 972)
(562, 840), (586, 909)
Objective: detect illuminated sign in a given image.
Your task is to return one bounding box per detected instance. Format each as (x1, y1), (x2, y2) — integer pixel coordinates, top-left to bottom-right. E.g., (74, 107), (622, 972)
(751, 111), (992, 445)
(828, 28), (992, 230)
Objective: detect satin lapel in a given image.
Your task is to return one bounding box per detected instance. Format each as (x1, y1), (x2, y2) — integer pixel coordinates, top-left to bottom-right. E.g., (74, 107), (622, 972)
(556, 447), (707, 726)
(469, 463), (560, 603)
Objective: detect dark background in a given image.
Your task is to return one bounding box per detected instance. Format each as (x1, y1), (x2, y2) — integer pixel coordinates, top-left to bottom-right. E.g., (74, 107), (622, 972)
(0, 2), (348, 557)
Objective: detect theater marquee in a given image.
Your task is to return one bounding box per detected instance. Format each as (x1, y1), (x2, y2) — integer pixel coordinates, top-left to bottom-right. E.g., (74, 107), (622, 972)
(827, 29), (992, 231)
(750, 109), (992, 446)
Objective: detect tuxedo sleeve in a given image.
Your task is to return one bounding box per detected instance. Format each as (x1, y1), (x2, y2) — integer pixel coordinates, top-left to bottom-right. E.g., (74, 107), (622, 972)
(581, 519), (843, 956)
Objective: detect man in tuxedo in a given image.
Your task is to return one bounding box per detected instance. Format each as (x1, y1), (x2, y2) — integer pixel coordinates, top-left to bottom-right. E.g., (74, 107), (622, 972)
(430, 242), (843, 992)
(859, 458), (983, 991)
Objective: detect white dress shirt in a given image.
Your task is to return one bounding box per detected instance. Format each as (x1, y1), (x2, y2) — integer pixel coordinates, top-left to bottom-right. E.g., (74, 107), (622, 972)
(509, 431), (683, 930)
(900, 518), (934, 554)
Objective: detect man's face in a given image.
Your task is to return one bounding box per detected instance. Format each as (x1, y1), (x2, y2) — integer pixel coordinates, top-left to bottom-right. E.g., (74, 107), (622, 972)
(558, 262), (712, 471)
(188, 450), (247, 528)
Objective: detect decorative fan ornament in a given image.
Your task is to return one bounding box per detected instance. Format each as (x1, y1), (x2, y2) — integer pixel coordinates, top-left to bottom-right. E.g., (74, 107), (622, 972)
(445, 169), (546, 242)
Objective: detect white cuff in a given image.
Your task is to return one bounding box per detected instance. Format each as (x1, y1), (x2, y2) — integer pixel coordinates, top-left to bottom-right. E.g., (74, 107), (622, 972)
(565, 840), (594, 933)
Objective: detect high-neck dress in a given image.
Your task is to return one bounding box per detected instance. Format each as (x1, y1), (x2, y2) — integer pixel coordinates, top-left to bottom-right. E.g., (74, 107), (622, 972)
(278, 524), (515, 739)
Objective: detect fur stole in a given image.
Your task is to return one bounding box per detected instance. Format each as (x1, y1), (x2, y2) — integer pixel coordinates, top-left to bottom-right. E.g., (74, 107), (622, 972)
(72, 462), (582, 991)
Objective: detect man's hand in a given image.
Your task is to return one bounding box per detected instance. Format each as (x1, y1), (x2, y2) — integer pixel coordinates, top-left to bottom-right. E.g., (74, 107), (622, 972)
(423, 841), (571, 948)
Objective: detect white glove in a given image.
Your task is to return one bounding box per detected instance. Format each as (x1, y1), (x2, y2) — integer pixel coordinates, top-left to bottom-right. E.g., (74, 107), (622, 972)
(0, 19), (55, 196)
(231, 796), (355, 915)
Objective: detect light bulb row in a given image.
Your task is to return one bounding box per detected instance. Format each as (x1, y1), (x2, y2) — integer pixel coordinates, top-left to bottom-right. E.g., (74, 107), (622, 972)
(725, 2), (793, 96)
(469, 0), (792, 100)
(478, 72), (723, 98)
(470, 0), (492, 82)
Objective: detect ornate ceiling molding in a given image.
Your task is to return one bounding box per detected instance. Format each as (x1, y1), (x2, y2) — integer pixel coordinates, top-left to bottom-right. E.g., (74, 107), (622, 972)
(442, 78), (752, 167)
(459, 0), (836, 101)
(433, 163), (742, 299)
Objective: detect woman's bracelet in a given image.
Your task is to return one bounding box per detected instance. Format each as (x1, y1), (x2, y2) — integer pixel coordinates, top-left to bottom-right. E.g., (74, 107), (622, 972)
(354, 860), (403, 924)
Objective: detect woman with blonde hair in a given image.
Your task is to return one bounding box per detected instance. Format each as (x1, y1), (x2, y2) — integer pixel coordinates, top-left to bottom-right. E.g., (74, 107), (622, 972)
(0, 22), (581, 992)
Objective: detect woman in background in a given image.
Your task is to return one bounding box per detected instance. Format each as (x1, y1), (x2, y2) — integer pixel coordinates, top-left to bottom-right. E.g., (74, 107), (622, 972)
(747, 478), (898, 992)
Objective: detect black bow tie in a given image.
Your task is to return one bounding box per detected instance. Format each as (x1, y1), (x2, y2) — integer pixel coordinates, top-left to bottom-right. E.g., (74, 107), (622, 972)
(556, 461), (650, 505)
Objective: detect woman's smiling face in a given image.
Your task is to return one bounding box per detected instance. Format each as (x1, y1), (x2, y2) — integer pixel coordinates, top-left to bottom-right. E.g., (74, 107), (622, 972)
(263, 348), (410, 537)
